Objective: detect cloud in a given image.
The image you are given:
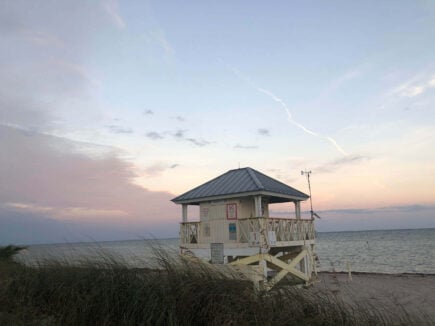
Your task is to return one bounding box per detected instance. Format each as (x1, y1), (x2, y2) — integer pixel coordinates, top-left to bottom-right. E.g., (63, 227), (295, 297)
(402, 86), (424, 97)
(234, 144), (258, 150)
(146, 131), (164, 140)
(174, 129), (187, 139)
(319, 65), (366, 98)
(175, 116), (185, 122)
(225, 63), (348, 156)
(148, 30), (174, 57)
(144, 109), (154, 115)
(0, 1), (115, 132)
(0, 125), (179, 243)
(315, 155), (368, 173)
(0, 3), (183, 244)
(270, 204), (435, 231)
(257, 128), (270, 136)
(185, 138), (211, 147)
(101, 0), (126, 29)
(144, 162), (179, 176)
(312, 204), (435, 216)
(107, 125), (133, 134)
(0, 207), (179, 245)
(172, 129), (212, 147)
(387, 74), (435, 98)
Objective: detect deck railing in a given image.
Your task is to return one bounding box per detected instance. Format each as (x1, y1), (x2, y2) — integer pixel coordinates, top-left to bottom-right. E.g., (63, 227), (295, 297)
(180, 221), (201, 244)
(180, 218), (315, 245)
(238, 217), (315, 244)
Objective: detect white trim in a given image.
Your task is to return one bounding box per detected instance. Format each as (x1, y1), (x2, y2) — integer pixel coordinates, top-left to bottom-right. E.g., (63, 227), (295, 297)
(174, 191), (308, 205)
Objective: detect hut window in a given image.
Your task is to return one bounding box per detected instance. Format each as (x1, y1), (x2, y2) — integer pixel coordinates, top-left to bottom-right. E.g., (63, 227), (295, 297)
(229, 223), (237, 240)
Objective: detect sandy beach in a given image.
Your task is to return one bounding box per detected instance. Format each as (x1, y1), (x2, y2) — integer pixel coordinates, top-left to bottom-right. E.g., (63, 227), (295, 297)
(314, 272), (435, 324)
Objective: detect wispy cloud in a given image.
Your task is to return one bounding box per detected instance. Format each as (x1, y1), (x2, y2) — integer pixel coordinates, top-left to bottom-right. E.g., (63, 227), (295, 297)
(175, 115), (185, 122)
(54, 60), (101, 89)
(144, 109), (154, 115)
(18, 29), (64, 48)
(271, 204), (435, 216)
(234, 144), (258, 149)
(144, 162), (179, 176)
(101, 0), (126, 29)
(172, 129), (212, 147)
(107, 125), (133, 134)
(315, 154), (367, 173)
(148, 30), (174, 57)
(146, 131), (164, 140)
(387, 74), (435, 98)
(319, 65), (366, 98)
(174, 129), (187, 139)
(185, 138), (211, 147)
(257, 128), (270, 136)
(225, 63), (348, 156)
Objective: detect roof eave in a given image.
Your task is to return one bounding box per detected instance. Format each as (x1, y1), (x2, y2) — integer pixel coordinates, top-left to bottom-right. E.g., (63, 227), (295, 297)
(172, 190), (308, 205)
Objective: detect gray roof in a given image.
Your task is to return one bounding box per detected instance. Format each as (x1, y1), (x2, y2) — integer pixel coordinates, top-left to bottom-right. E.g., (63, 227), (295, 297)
(172, 167), (308, 204)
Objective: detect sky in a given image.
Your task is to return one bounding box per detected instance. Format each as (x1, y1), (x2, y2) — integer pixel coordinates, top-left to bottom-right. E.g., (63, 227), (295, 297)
(1, 0), (435, 245)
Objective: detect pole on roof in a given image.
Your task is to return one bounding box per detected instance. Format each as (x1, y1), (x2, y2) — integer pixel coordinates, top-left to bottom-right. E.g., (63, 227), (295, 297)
(301, 170), (314, 220)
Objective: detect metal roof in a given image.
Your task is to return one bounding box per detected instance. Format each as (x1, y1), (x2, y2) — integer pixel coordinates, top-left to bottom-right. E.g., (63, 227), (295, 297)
(171, 167), (308, 204)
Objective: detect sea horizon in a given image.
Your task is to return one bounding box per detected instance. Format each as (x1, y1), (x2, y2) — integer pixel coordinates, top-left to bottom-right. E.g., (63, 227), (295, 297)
(14, 228), (435, 275)
(11, 226), (435, 247)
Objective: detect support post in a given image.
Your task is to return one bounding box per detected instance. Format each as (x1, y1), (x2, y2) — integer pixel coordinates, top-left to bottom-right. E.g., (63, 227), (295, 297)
(299, 255), (307, 274)
(259, 255), (268, 280)
(294, 201), (301, 219)
(182, 204), (188, 222)
(254, 196), (262, 217)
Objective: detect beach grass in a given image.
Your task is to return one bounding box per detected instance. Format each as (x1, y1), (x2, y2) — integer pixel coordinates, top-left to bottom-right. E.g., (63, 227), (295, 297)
(0, 245), (429, 325)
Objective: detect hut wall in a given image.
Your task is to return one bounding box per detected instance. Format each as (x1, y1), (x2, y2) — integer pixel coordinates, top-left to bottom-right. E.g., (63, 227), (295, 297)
(239, 197), (255, 218)
(198, 199), (245, 243)
(197, 197), (272, 243)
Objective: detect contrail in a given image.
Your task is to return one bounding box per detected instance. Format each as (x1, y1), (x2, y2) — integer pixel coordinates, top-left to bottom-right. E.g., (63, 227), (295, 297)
(226, 63), (348, 156)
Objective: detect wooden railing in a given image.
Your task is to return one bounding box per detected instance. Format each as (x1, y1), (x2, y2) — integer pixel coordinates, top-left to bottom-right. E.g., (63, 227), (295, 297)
(238, 218), (315, 244)
(180, 218), (315, 245)
(180, 221), (200, 245)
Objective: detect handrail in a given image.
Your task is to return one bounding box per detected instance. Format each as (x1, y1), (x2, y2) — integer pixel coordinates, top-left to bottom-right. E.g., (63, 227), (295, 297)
(179, 218), (315, 245)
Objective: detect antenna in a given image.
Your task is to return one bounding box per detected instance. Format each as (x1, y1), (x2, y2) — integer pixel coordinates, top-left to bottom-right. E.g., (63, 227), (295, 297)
(301, 170), (314, 220)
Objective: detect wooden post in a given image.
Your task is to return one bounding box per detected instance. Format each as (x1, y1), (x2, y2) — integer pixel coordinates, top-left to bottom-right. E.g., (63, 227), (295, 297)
(294, 201), (301, 219)
(182, 204), (188, 222)
(347, 261), (352, 282)
(255, 196), (262, 217)
(299, 255), (306, 274)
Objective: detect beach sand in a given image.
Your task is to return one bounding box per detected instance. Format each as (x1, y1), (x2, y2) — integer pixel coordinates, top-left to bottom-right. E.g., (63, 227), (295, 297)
(314, 272), (435, 324)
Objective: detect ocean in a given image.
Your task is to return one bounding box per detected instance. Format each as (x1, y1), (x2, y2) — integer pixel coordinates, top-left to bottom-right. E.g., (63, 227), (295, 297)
(16, 228), (435, 274)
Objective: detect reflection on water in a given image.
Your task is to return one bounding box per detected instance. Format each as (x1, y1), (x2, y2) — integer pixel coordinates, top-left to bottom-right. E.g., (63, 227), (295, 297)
(17, 239), (180, 269)
(17, 229), (435, 274)
(316, 228), (435, 273)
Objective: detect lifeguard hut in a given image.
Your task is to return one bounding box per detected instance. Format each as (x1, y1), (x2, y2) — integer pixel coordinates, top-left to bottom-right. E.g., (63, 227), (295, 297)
(172, 167), (316, 288)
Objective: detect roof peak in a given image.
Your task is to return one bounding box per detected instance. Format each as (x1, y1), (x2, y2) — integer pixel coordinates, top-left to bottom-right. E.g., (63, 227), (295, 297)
(245, 167), (264, 189)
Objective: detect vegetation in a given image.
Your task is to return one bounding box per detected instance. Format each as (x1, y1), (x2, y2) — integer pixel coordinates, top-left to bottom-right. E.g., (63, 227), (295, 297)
(0, 245), (429, 325)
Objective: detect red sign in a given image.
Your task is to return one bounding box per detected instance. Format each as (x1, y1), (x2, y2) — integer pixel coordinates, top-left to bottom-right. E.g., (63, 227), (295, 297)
(226, 203), (237, 220)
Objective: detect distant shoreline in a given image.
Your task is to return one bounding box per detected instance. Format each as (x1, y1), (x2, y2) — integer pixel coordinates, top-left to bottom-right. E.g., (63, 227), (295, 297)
(7, 226), (435, 247)
(319, 270), (435, 276)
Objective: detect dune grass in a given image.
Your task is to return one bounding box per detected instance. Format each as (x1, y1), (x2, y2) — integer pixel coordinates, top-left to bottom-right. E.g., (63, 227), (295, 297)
(0, 245), (429, 325)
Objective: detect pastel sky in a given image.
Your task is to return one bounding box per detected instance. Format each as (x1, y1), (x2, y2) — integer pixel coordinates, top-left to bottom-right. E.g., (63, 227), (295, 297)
(1, 0), (435, 244)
